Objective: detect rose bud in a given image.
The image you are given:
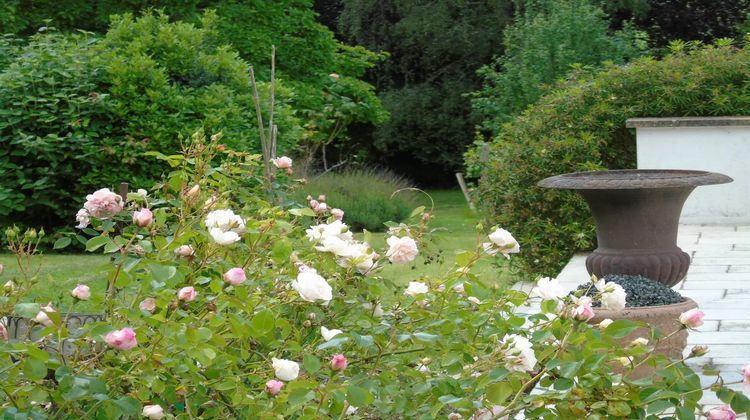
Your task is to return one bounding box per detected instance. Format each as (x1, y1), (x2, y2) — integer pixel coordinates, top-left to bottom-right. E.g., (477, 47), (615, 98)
(71, 284), (91, 300)
(690, 345), (710, 357)
(174, 245), (195, 257)
(0, 323), (8, 341)
(139, 297), (156, 312)
(177, 286), (197, 302)
(132, 208), (153, 227)
(266, 379), (284, 396)
(679, 308), (704, 329)
(707, 406), (737, 420)
(35, 303), (55, 327)
(317, 194), (326, 201)
(104, 327), (137, 350)
(141, 404), (165, 419)
(223, 268), (247, 286)
(331, 208), (344, 221)
(330, 354), (348, 371)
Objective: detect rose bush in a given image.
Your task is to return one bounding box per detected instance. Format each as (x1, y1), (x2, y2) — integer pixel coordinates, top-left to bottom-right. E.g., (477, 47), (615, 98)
(1, 131), (749, 418)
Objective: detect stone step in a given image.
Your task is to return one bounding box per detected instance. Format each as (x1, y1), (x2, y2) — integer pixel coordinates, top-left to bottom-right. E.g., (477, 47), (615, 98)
(687, 332), (750, 344)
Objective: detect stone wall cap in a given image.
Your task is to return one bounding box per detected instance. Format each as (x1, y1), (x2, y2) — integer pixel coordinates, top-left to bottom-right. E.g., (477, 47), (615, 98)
(626, 116), (750, 128)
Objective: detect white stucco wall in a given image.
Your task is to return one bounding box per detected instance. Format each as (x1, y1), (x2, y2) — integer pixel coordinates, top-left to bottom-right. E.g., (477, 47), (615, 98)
(635, 124), (750, 224)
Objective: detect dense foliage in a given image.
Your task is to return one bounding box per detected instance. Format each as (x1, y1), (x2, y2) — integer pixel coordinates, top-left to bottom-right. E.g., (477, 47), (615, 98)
(472, 0), (648, 133)
(295, 168), (414, 231)
(0, 12), (298, 230)
(468, 41), (750, 279)
(338, 0), (513, 185)
(1, 131), (746, 418)
(603, 0), (750, 48)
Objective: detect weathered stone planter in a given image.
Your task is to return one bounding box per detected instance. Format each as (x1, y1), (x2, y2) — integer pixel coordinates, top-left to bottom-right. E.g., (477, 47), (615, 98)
(589, 298), (698, 379)
(538, 169), (732, 287)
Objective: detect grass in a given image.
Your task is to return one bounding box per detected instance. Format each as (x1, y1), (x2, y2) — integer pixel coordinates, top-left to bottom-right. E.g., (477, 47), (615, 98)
(368, 190), (511, 285)
(0, 254), (110, 311)
(0, 190), (511, 310)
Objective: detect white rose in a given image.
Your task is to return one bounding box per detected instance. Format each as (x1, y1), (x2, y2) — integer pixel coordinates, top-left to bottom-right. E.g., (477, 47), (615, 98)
(598, 318), (613, 329)
(209, 228), (241, 245)
(315, 236), (354, 257)
(530, 277), (567, 301)
(292, 271), (333, 303)
(75, 208), (90, 229)
(598, 281), (627, 311)
(320, 326), (343, 341)
(485, 228), (520, 258)
(386, 236), (418, 264)
(136, 188), (148, 198)
(404, 281), (428, 297)
(500, 334), (537, 372)
(272, 357), (300, 381)
(467, 296), (481, 305)
(142, 404), (165, 419)
(305, 220), (353, 243)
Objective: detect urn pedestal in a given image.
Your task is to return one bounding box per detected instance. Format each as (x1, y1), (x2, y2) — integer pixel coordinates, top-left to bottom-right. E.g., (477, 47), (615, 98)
(538, 170), (732, 287)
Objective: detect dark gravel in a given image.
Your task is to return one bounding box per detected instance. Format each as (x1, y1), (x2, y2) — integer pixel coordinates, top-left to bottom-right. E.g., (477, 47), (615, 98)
(576, 274), (685, 308)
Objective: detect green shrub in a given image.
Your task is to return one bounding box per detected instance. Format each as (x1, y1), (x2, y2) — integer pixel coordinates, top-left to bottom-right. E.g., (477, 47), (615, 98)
(472, 0), (647, 134)
(0, 11), (300, 230)
(468, 41), (750, 279)
(296, 168), (414, 231)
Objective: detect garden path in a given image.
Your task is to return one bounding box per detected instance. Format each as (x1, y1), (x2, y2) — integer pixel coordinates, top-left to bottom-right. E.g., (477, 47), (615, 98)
(524, 224), (750, 411)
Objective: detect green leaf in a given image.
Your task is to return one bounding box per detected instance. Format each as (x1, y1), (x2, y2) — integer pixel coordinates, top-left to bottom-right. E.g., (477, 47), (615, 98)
(112, 397), (140, 416)
(270, 239), (293, 263)
(85, 235), (109, 252)
(413, 332), (438, 343)
(303, 354), (321, 374)
(53, 236), (72, 249)
(289, 207), (316, 217)
(455, 251), (474, 267)
(347, 386), (373, 407)
(676, 406), (696, 420)
(486, 382), (512, 405)
(148, 264), (177, 282)
(317, 336), (348, 350)
(288, 388), (315, 406)
(23, 358), (47, 380)
(15, 302), (40, 318)
(604, 320), (641, 339)
(250, 309), (275, 336)
(410, 206), (426, 218)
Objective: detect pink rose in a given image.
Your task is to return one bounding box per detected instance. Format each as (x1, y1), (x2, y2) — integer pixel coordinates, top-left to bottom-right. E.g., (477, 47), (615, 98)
(314, 202), (328, 214)
(223, 268), (247, 286)
(679, 308), (704, 329)
(386, 236), (418, 264)
(0, 323), (7, 341)
(174, 245), (195, 257)
(265, 379), (284, 396)
(71, 284), (91, 300)
(139, 297), (156, 312)
(743, 364), (750, 393)
(573, 305), (594, 321)
(34, 303), (55, 327)
(133, 208), (153, 227)
(317, 194), (326, 201)
(708, 406), (736, 420)
(104, 327), (137, 350)
(272, 156), (293, 169)
(83, 188), (123, 219)
(330, 354), (348, 371)
(177, 286), (197, 302)
(331, 208), (344, 221)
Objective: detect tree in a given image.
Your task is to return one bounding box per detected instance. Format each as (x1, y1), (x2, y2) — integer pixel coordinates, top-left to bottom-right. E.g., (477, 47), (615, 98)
(338, 0), (513, 185)
(472, 0), (648, 134)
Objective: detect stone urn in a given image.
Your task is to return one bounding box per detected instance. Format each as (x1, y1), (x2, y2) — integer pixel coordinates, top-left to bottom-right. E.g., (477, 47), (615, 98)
(538, 169), (732, 287)
(590, 298), (698, 379)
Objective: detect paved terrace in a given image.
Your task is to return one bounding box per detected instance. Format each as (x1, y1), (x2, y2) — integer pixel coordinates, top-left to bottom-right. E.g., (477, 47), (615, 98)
(523, 224), (750, 410)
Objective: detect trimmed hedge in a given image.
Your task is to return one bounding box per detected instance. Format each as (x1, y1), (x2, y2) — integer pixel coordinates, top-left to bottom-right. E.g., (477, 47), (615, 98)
(469, 41), (750, 279)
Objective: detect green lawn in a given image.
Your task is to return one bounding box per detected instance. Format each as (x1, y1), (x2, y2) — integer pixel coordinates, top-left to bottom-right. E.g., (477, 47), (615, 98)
(0, 190), (510, 309)
(371, 189), (511, 285)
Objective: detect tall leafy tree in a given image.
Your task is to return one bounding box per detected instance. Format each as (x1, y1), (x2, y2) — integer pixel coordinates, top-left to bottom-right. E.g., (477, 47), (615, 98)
(472, 0), (648, 134)
(338, 0), (513, 185)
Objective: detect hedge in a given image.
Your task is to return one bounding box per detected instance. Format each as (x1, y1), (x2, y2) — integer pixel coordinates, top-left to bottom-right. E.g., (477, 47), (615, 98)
(469, 40), (750, 279)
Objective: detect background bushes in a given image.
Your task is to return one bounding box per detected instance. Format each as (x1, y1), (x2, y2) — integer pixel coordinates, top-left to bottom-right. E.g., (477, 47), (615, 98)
(0, 12), (300, 229)
(468, 41), (750, 279)
(296, 168), (414, 231)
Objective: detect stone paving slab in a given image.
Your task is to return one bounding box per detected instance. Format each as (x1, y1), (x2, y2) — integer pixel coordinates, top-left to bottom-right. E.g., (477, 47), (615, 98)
(548, 224), (750, 410)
